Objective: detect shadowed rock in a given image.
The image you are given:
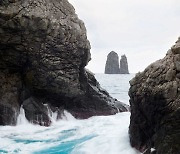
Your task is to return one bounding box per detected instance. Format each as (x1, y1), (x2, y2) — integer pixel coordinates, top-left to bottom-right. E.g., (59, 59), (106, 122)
(119, 55), (129, 74)
(105, 51), (120, 74)
(129, 37), (180, 154)
(0, 0), (128, 126)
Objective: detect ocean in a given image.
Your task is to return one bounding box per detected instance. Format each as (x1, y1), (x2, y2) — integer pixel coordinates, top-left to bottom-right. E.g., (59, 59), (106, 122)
(0, 74), (140, 154)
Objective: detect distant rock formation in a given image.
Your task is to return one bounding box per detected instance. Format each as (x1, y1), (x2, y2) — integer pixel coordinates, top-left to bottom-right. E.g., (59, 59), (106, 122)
(105, 51), (120, 74)
(0, 0), (128, 126)
(119, 55), (129, 74)
(105, 52), (129, 74)
(129, 37), (180, 154)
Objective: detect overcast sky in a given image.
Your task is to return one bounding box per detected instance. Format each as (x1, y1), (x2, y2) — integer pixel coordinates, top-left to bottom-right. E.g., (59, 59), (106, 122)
(69, 0), (180, 73)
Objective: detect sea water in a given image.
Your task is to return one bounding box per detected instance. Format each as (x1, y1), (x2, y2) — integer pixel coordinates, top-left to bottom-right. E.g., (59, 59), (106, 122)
(0, 74), (140, 154)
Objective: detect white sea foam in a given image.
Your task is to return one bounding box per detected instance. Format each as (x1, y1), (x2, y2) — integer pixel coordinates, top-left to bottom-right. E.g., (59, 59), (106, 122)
(71, 112), (139, 154)
(0, 74), (140, 154)
(0, 112), (140, 154)
(43, 104), (58, 123)
(17, 107), (29, 125)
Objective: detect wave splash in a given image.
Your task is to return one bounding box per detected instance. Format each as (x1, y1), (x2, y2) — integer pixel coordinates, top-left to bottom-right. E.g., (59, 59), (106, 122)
(0, 74), (139, 154)
(17, 107), (29, 125)
(0, 111), (139, 154)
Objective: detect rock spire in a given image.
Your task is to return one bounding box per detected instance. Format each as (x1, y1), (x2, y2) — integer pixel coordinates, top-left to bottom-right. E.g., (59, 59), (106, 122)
(119, 55), (129, 74)
(105, 52), (129, 74)
(105, 51), (120, 74)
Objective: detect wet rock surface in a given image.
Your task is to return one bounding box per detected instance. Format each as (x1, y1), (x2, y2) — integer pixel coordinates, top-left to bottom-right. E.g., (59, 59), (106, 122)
(105, 51), (120, 74)
(0, 0), (128, 125)
(129, 38), (180, 154)
(119, 55), (129, 74)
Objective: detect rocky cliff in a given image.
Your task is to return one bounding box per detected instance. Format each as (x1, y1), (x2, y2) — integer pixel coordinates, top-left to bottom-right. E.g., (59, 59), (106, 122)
(119, 55), (129, 74)
(129, 38), (180, 154)
(0, 0), (128, 126)
(105, 51), (120, 74)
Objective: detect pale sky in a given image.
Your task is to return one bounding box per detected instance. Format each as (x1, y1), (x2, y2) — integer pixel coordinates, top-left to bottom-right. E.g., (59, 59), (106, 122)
(69, 0), (180, 73)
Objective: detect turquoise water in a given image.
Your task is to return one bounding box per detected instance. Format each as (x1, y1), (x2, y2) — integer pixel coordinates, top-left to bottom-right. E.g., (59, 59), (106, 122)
(35, 135), (96, 154)
(0, 74), (139, 154)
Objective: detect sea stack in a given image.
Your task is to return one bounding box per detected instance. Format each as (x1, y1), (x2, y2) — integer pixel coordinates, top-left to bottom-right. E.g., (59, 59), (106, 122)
(119, 55), (129, 74)
(105, 51), (120, 74)
(0, 0), (128, 126)
(129, 37), (180, 154)
(105, 52), (129, 74)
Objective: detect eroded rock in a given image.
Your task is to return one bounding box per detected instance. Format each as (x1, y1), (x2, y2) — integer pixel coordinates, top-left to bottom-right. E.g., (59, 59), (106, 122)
(129, 38), (180, 154)
(0, 0), (128, 125)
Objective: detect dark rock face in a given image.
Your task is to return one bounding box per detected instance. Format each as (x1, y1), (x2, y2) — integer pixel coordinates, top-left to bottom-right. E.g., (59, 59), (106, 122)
(0, 71), (21, 125)
(129, 38), (180, 154)
(105, 51), (120, 74)
(0, 0), (128, 126)
(119, 55), (129, 74)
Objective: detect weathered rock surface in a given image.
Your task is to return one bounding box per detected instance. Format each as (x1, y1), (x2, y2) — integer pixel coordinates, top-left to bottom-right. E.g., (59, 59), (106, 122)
(119, 55), (129, 74)
(0, 0), (128, 126)
(129, 38), (180, 154)
(105, 51), (120, 74)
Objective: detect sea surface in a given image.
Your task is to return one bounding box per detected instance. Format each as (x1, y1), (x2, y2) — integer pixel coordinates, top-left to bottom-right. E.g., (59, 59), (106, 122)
(0, 73), (140, 154)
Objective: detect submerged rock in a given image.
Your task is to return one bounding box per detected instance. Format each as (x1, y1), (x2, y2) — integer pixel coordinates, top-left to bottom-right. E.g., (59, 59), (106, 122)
(119, 55), (129, 74)
(129, 38), (180, 154)
(0, 0), (128, 125)
(105, 51), (120, 74)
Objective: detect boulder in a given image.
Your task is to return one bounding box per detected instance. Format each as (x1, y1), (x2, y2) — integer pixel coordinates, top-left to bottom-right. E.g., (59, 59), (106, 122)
(105, 51), (120, 74)
(119, 54), (129, 74)
(129, 37), (180, 154)
(0, 0), (128, 125)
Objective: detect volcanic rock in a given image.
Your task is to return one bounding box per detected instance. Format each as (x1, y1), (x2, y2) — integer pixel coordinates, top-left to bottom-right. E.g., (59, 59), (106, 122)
(0, 0), (128, 126)
(119, 55), (129, 74)
(105, 51), (120, 74)
(129, 37), (180, 154)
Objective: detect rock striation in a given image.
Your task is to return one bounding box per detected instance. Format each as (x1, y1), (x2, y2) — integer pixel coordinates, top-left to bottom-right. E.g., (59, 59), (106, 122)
(105, 51), (120, 74)
(119, 55), (129, 74)
(129, 38), (180, 154)
(0, 0), (128, 126)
